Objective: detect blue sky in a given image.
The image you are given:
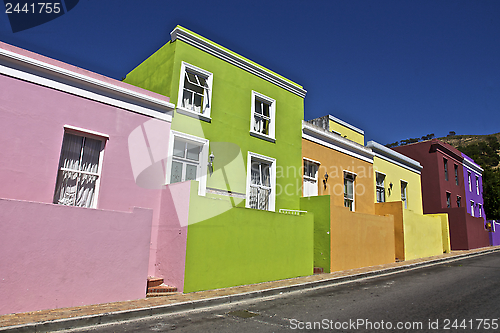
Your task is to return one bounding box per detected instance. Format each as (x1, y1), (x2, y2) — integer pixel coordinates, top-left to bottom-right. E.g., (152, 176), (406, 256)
(1, 0), (499, 145)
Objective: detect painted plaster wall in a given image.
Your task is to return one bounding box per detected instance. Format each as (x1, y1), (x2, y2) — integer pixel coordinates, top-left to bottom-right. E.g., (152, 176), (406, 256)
(375, 202), (405, 260)
(302, 138), (375, 214)
(440, 207), (489, 250)
(330, 203), (395, 271)
(402, 209), (446, 260)
(0, 71), (180, 278)
(489, 221), (500, 246)
(300, 196), (331, 273)
(125, 38), (305, 210)
(427, 213), (452, 253)
(462, 154), (485, 219)
(372, 156), (423, 214)
(375, 202), (449, 260)
(153, 182), (190, 292)
(183, 182), (313, 292)
(0, 199), (152, 315)
(328, 119), (364, 145)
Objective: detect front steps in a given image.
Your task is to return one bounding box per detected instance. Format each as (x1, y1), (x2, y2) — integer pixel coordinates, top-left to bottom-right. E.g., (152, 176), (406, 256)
(146, 277), (178, 297)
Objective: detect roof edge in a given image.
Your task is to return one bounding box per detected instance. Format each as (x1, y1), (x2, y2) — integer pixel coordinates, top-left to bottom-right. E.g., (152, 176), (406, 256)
(171, 26), (307, 98)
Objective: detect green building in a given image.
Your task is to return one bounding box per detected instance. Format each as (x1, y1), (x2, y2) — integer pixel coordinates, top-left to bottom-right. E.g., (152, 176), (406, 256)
(125, 26), (313, 293)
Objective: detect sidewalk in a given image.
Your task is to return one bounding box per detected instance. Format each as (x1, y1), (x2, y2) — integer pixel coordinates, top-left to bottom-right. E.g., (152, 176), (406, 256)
(2, 246), (499, 332)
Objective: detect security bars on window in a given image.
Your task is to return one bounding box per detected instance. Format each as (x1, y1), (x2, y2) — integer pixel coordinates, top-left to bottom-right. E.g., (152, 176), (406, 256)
(249, 160), (271, 210)
(53, 133), (102, 208)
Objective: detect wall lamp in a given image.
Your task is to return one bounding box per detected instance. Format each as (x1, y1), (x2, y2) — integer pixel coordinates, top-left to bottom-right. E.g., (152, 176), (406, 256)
(323, 172), (329, 189)
(388, 182), (393, 195)
(208, 151), (215, 176)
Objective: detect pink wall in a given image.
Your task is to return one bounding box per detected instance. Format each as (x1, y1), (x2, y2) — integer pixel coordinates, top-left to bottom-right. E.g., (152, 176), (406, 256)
(152, 182), (192, 292)
(0, 198), (152, 315)
(0, 71), (183, 278)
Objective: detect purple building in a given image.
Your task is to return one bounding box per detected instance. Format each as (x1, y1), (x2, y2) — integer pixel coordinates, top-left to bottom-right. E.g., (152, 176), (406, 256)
(462, 154), (485, 221)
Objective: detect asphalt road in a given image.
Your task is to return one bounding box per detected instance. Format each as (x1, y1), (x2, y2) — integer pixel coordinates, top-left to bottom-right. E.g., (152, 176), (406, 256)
(65, 252), (500, 332)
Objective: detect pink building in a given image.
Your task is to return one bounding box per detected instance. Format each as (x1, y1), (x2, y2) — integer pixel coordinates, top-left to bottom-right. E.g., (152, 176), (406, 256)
(0, 42), (189, 315)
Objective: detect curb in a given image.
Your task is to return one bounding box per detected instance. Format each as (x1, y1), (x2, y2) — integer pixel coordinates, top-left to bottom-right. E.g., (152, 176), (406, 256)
(2, 248), (499, 333)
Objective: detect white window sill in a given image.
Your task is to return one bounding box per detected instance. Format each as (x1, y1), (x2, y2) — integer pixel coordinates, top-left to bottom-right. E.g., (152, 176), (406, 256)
(176, 107), (211, 123)
(250, 131), (275, 143)
(303, 176), (317, 182)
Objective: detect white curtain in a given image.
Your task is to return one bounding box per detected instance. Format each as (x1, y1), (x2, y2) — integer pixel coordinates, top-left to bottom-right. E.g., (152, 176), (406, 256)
(54, 134), (101, 208)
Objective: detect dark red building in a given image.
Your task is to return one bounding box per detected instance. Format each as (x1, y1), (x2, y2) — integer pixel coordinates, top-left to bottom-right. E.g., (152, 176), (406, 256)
(393, 139), (489, 250)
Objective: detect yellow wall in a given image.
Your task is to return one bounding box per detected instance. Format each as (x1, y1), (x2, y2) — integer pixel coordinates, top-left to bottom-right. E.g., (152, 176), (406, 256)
(328, 119), (364, 145)
(402, 208), (444, 260)
(330, 202), (395, 272)
(375, 201), (449, 261)
(427, 213), (451, 253)
(302, 138), (375, 214)
(372, 156), (423, 214)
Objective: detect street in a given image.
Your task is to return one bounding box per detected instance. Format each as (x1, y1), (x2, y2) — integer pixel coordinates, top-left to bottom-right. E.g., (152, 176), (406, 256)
(65, 252), (500, 332)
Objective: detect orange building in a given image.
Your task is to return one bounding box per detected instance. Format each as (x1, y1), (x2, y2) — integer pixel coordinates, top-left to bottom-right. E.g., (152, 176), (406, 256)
(300, 117), (395, 272)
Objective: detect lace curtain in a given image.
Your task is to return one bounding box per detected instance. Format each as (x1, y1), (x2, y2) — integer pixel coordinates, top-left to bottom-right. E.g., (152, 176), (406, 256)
(53, 133), (102, 208)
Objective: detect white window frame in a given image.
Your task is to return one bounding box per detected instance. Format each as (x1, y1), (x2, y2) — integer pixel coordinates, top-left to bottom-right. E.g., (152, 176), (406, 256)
(375, 172), (386, 203)
(250, 91), (276, 142)
(303, 158), (320, 197)
(478, 203), (482, 218)
(401, 180), (408, 209)
(468, 172), (472, 192)
(54, 126), (107, 209)
(454, 164), (459, 186)
(457, 195), (461, 207)
(470, 200), (475, 217)
(343, 171), (356, 211)
(176, 62), (213, 122)
(245, 152), (276, 211)
(166, 130), (209, 196)
(446, 192), (451, 208)
(476, 175), (480, 195)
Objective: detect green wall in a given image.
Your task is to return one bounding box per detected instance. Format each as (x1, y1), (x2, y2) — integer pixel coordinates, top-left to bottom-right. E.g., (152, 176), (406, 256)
(300, 196), (331, 273)
(184, 182), (313, 292)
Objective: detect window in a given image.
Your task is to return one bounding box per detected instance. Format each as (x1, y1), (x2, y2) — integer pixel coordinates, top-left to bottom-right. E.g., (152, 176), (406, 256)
(344, 172), (355, 211)
(476, 175), (480, 195)
(401, 180), (408, 209)
(177, 62), (213, 121)
(376, 172), (386, 203)
(454, 164), (459, 185)
(446, 192), (451, 208)
(167, 131), (209, 196)
(478, 203), (482, 218)
(470, 200), (475, 217)
(246, 152), (276, 211)
(53, 131), (105, 208)
(303, 159), (319, 197)
(457, 196), (461, 207)
(443, 158), (448, 181)
(250, 91), (276, 142)
(468, 172), (472, 192)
